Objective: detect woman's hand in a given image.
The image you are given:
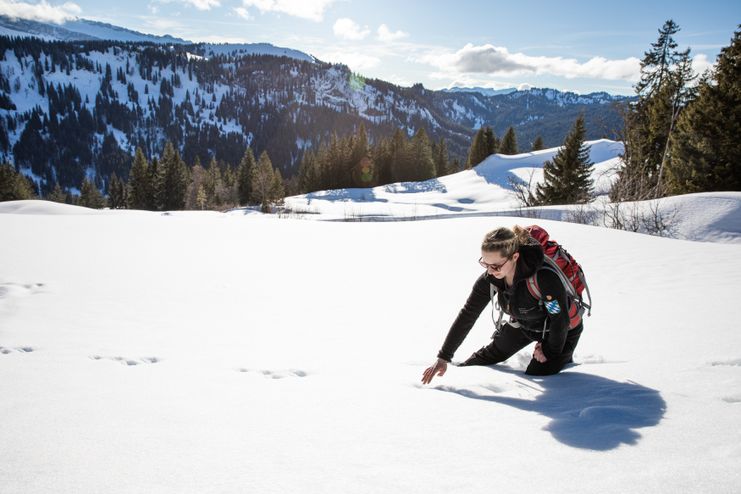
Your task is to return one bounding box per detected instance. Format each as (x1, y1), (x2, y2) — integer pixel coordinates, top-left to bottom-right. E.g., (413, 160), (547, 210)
(421, 358), (448, 385)
(533, 342), (548, 363)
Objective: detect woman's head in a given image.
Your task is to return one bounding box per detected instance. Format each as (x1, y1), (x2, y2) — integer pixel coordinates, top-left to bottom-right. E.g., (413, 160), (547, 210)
(479, 225), (530, 279)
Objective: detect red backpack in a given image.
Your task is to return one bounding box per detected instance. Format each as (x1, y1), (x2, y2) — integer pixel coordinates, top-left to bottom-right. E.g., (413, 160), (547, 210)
(525, 225), (592, 329)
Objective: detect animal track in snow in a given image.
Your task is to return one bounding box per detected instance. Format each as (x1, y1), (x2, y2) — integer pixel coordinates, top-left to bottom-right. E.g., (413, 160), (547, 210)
(237, 368), (309, 379)
(0, 282), (45, 299)
(0, 346), (34, 354)
(90, 355), (161, 366)
(722, 394), (741, 404)
(709, 358), (741, 367)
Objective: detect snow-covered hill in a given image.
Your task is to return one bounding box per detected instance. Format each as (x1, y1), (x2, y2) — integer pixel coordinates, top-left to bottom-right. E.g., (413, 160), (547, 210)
(281, 140), (741, 244)
(1, 198), (740, 493)
(0, 15), (189, 44)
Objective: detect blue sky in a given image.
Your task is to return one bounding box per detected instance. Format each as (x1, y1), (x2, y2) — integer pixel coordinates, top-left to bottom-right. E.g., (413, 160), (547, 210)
(2, 0), (739, 94)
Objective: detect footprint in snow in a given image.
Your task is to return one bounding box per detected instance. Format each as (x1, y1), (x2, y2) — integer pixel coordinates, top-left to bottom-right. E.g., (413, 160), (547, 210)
(0, 346), (35, 355)
(90, 355), (161, 366)
(0, 282), (45, 299)
(237, 368), (309, 379)
(709, 358), (741, 367)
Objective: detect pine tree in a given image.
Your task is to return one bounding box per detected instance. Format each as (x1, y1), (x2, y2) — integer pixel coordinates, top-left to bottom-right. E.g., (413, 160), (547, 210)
(148, 157), (163, 211)
(237, 147), (256, 205)
(466, 127), (491, 168)
(204, 157), (222, 208)
(160, 142), (187, 211)
(0, 163), (34, 201)
(483, 127), (498, 155)
(46, 183), (67, 203)
(186, 161), (207, 210)
(531, 136), (545, 151)
(666, 27), (741, 193)
(252, 151), (279, 212)
(128, 148), (151, 210)
(409, 128), (436, 181)
(390, 128), (412, 182)
(108, 172), (127, 209)
(612, 19), (697, 201)
(433, 138), (450, 177)
(80, 178), (105, 208)
(535, 115), (594, 205)
(499, 127), (519, 155)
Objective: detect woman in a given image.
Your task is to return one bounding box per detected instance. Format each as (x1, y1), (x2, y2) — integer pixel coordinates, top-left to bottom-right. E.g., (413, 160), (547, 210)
(421, 225), (583, 384)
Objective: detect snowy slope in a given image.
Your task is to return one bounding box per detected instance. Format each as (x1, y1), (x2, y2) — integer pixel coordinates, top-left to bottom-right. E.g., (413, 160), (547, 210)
(283, 140), (741, 244)
(0, 16), (188, 44)
(1, 202), (740, 493)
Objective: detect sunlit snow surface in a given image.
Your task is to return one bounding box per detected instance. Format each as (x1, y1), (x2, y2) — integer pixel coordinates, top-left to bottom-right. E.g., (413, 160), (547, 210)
(2, 142), (741, 492)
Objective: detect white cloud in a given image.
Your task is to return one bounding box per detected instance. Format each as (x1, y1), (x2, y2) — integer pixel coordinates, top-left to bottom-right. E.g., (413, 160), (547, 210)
(423, 43), (642, 82)
(233, 7), (251, 20)
(377, 24), (408, 42)
(0, 0), (81, 24)
(691, 53), (715, 77)
(240, 0), (336, 22)
(183, 0), (220, 10)
(333, 18), (369, 41)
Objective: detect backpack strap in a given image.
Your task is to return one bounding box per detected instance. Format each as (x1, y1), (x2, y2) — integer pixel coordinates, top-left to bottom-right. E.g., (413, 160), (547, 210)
(490, 283), (504, 338)
(527, 263), (584, 330)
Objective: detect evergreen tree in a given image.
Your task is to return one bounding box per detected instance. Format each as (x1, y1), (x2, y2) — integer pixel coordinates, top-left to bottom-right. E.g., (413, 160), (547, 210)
(466, 127), (490, 168)
(297, 150), (321, 194)
(205, 157), (223, 208)
(666, 27), (741, 193)
(128, 147), (150, 210)
(160, 142), (187, 211)
(612, 19), (697, 201)
(252, 151), (281, 212)
(108, 172), (127, 209)
(531, 136), (545, 151)
(483, 127), (498, 155)
(351, 123), (373, 187)
(535, 115), (594, 205)
(237, 147), (256, 205)
(80, 178), (105, 208)
(432, 138), (450, 177)
(46, 183), (67, 203)
(499, 126), (519, 155)
(271, 167), (285, 206)
(0, 163), (34, 201)
(390, 128), (412, 182)
(148, 157), (163, 211)
(186, 161), (207, 210)
(409, 128), (436, 181)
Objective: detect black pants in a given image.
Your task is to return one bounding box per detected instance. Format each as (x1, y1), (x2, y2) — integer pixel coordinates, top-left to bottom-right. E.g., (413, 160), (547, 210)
(460, 323), (583, 376)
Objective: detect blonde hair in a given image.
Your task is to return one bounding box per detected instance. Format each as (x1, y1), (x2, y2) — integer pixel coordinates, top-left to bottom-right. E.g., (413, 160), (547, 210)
(481, 225), (530, 257)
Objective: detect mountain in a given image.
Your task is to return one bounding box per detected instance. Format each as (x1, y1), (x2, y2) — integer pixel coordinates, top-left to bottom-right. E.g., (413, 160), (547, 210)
(0, 36), (628, 196)
(442, 86), (517, 97)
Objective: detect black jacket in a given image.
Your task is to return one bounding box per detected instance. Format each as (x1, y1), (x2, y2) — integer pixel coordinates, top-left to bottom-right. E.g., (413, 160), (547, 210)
(438, 238), (572, 362)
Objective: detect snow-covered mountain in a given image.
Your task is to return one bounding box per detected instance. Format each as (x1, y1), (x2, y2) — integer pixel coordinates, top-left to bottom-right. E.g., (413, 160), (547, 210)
(0, 36), (627, 197)
(442, 86), (518, 97)
(0, 15), (189, 44)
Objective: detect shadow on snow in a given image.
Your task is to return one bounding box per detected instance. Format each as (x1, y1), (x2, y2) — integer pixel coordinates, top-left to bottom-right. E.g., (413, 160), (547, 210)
(433, 368), (666, 451)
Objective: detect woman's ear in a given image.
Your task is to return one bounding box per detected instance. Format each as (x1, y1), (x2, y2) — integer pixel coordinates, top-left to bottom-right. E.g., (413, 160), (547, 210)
(512, 252), (520, 263)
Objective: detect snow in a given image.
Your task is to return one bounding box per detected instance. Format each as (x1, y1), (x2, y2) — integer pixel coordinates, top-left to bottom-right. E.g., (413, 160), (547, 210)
(1, 193), (741, 493)
(2, 137), (741, 492)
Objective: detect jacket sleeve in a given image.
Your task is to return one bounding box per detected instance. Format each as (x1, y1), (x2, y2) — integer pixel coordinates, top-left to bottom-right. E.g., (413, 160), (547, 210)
(536, 268), (571, 360)
(437, 272), (492, 362)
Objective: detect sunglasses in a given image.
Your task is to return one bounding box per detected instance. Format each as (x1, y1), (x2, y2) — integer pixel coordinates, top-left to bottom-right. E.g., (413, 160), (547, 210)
(479, 256), (511, 272)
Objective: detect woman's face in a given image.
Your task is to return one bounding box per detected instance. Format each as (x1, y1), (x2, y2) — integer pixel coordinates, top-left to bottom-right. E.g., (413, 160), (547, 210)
(480, 250), (519, 280)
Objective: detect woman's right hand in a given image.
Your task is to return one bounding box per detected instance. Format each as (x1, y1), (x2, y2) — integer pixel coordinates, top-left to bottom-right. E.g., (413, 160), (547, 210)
(421, 358), (448, 385)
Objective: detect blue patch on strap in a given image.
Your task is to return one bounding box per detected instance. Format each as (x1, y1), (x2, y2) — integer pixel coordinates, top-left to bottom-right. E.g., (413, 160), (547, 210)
(545, 299), (561, 314)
